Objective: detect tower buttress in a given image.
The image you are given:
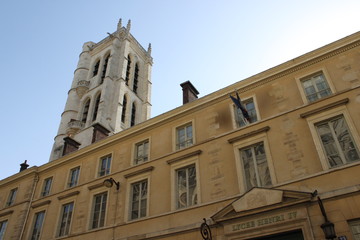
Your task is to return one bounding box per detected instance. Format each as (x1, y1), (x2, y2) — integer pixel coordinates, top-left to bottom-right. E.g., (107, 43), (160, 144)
(50, 20), (153, 161)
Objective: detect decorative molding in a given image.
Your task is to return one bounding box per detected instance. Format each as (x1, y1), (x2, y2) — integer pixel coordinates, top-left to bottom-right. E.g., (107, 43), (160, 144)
(166, 150), (202, 165)
(300, 98), (349, 118)
(228, 126), (271, 144)
(57, 191), (80, 200)
(124, 166), (154, 179)
(88, 182), (104, 190)
(0, 210), (13, 217)
(31, 200), (51, 209)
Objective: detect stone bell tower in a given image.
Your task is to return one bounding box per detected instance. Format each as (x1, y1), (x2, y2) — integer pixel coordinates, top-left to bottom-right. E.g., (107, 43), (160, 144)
(50, 19), (153, 161)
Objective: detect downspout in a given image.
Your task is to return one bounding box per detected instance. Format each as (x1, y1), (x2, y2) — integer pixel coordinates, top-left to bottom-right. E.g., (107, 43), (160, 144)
(19, 172), (39, 240)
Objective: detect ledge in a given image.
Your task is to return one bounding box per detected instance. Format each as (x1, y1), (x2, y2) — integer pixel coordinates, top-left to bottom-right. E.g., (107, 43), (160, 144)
(300, 98), (349, 118)
(88, 182), (105, 190)
(57, 191), (80, 200)
(0, 210), (13, 217)
(166, 150), (202, 165)
(228, 126), (270, 144)
(32, 200), (51, 209)
(124, 166), (155, 179)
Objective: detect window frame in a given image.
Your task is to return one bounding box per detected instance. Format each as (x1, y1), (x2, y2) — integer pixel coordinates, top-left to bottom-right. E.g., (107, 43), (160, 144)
(133, 139), (150, 165)
(89, 191), (108, 230)
(30, 211), (46, 240)
(56, 201), (74, 237)
(349, 219), (360, 240)
(174, 121), (195, 151)
(306, 105), (360, 170)
(129, 179), (148, 220)
(98, 154), (112, 177)
(232, 132), (276, 194)
(170, 156), (200, 210)
(296, 69), (335, 104)
(231, 96), (259, 128)
(67, 166), (80, 188)
(41, 177), (53, 197)
(6, 188), (18, 207)
(0, 220), (8, 240)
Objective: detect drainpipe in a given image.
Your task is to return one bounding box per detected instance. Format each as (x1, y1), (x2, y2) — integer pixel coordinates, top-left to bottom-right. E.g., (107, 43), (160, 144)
(19, 172), (39, 240)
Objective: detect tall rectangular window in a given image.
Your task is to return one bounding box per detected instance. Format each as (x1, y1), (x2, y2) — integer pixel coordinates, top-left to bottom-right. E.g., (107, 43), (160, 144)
(240, 142), (272, 191)
(91, 192), (107, 229)
(68, 167), (80, 188)
(41, 177), (52, 197)
(0, 220), (7, 240)
(130, 180), (148, 220)
(98, 155), (112, 177)
(57, 202), (74, 237)
(176, 164), (197, 209)
(134, 140), (149, 165)
(176, 123), (193, 150)
(301, 72), (332, 102)
(6, 188), (17, 207)
(30, 211), (45, 240)
(316, 115), (360, 168)
(234, 98), (258, 127)
(349, 219), (360, 240)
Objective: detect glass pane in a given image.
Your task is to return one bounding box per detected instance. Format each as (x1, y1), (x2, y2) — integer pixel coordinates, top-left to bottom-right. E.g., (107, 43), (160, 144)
(241, 148), (256, 190)
(177, 168), (187, 208)
(188, 165), (197, 206)
(254, 143), (271, 187)
(317, 123), (342, 167)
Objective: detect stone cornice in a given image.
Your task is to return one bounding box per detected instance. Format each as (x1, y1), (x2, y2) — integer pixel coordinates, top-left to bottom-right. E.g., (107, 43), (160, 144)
(31, 200), (51, 209)
(124, 166), (155, 179)
(166, 150), (203, 165)
(300, 98), (349, 118)
(228, 126), (270, 144)
(57, 190), (80, 200)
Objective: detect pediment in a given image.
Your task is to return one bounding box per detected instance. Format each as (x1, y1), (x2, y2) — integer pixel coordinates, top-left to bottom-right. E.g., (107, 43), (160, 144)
(212, 187), (313, 222)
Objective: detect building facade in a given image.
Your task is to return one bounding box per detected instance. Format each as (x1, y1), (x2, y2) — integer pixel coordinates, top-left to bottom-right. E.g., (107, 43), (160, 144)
(0, 21), (360, 240)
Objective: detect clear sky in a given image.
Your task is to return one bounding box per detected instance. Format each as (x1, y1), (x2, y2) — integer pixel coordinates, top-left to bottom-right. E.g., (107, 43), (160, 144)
(1, 0), (359, 180)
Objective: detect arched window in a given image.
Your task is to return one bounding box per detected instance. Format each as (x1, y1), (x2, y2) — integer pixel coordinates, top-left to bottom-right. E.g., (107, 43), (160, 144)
(125, 55), (131, 85)
(131, 102), (136, 127)
(82, 99), (91, 123)
(133, 63), (139, 93)
(100, 54), (110, 84)
(92, 94), (101, 122)
(121, 95), (127, 123)
(92, 60), (100, 77)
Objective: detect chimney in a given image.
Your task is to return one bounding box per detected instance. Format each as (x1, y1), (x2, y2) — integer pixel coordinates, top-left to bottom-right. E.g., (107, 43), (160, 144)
(20, 160), (29, 172)
(180, 81), (199, 104)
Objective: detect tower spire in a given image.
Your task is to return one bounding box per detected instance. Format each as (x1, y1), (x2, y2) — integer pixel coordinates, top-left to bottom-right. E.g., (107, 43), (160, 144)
(117, 18), (122, 31)
(126, 19), (131, 32)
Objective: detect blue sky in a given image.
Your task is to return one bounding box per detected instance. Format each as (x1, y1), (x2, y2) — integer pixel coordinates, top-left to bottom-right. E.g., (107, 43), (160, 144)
(1, 0), (359, 180)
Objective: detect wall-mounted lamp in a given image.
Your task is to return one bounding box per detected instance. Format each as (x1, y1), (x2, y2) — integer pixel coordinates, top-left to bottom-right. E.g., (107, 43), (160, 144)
(103, 178), (120, 190)
(317, 197), (336, 240)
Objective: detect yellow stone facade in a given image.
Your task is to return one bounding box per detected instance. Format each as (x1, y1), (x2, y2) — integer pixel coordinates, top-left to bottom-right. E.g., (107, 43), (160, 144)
(1, 29), (360, 240)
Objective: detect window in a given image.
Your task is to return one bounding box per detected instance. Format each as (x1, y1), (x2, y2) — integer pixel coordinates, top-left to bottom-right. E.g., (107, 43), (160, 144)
(176, 123), (193, 150)
(98, 155), (111, 177)
(240, 142), (272, 191)
(131, 103), (136, 127)
(6, 188), (17, 207)
(90, 192), (107, 229)
(68, 167), (80, 188)
(125, 55), (131, 85)
(92, 94), (101, 122)
(41, 177), (52, 197)
(234, 98), (258, 127)
(349, 219), (360, 240)
(92, 60), (100, 77)
(121, 95), (127, 123)
(316, 115), (360, 168)
(176, 164), (197, 209)
(0, 220), (7, 240)
(134, 140), (149, 165)
(130, 180), (148, 220)
(133, 63), (139, 93)
(301, 72), (332, 102)
(57, 202), (74, 237)
(30, 211), (45, 240)
(100, 54), (110, 84)
(81, 99), (90, 123)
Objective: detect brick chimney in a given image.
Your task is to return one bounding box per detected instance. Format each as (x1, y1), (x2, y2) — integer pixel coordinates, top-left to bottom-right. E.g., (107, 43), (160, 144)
(180, 81), (199, 104)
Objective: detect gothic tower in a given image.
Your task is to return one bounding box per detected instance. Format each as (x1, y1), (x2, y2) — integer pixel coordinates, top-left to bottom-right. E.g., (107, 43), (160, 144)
(50, 19), (153, 161)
